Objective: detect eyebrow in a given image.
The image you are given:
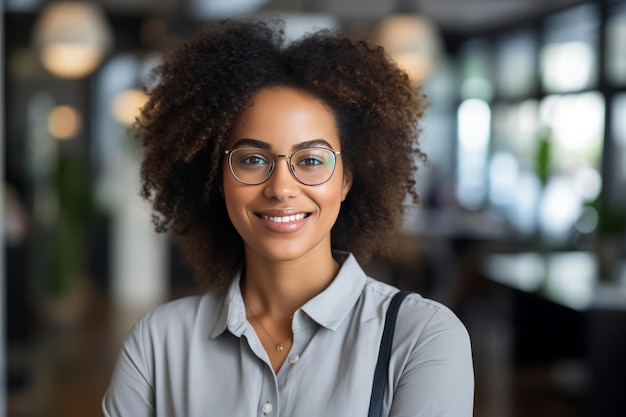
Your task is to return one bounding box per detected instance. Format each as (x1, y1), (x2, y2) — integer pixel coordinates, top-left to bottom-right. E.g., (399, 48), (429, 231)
(230, 138), (335, 151)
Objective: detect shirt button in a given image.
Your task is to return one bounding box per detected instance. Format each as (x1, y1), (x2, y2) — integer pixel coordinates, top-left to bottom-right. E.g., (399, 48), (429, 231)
(289, 355), (300, 365)
(262, 402), (273, 415)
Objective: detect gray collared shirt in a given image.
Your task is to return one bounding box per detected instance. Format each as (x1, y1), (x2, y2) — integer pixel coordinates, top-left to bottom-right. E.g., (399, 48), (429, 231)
(103, 252), (474, 417)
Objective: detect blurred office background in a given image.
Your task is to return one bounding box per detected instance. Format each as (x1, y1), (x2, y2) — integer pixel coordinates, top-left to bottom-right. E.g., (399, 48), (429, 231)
(3, 0), (626, 416)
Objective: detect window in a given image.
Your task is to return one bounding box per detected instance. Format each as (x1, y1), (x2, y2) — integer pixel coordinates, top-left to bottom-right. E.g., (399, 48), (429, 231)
(540, 3), (600, 93)
(606, 2), (626, 86)
(494, 29), (537, 99)
(459, 38), (493, 101)
(610, 94), (626, 207)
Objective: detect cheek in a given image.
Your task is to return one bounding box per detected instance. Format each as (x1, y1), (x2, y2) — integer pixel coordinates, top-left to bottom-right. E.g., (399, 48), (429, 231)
(223, 186), (244, 211)
(222, 190), (251, 240)
(316, 181), (346, 214)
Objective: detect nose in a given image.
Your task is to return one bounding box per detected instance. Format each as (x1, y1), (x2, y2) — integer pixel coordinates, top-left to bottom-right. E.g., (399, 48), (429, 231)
(263, 156), (300, 200)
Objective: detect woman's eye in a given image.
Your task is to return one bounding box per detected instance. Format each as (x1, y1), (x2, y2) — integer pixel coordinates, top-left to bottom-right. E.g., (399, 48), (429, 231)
(297, 156), (324, 166)
(240, 154), (269, 165)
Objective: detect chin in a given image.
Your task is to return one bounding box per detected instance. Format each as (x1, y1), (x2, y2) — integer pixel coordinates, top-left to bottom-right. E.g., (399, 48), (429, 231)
(247, 240), (323, 263)
(260, 247), (308, 263)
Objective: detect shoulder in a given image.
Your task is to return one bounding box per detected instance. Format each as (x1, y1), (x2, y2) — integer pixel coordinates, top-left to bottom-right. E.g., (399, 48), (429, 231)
(362, 278), (473, 389)
(362, 278), (470, 346)
(362, 278), (455, 319)
(358, 282), (474, 413)
(130, 292), (223, 342)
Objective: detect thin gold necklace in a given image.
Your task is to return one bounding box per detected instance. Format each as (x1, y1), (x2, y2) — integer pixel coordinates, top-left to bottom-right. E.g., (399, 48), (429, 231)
(247, 305), (293, 352)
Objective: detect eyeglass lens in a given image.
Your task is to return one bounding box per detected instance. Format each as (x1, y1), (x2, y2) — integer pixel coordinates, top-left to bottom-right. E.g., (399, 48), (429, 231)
(228, 147), (337, 185)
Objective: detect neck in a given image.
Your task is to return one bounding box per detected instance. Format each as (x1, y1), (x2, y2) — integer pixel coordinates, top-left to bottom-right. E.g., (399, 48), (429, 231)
(241, 247), (340, 318)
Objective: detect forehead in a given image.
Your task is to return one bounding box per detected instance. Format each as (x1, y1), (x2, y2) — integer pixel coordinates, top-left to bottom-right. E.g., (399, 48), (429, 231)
(228, 87), (340, 150)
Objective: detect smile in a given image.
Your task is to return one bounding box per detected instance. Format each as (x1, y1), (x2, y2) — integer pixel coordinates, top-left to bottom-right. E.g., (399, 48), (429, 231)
(260, 213), (309, 223)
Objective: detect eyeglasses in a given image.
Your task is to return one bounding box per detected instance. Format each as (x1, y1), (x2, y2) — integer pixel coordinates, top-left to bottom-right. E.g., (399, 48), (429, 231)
(224, 147), (341, 186)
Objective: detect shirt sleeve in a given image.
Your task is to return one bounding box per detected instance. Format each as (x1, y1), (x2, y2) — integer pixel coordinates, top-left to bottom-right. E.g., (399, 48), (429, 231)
(389, 305), (475, 417)
(102, 315), (156, 417)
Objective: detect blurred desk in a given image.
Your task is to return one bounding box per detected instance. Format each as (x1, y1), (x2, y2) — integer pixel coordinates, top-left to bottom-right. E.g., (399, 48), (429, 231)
(485, 251), (626, 311)
(402, 206), (511, 240)
(484, 251), (626, 417)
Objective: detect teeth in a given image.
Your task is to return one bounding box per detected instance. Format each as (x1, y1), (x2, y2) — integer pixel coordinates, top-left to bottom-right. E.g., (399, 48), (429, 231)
(262, 213), (306, 223)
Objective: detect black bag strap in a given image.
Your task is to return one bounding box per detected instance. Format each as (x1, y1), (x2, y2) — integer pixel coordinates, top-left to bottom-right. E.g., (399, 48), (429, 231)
(367, 290), (412, 417)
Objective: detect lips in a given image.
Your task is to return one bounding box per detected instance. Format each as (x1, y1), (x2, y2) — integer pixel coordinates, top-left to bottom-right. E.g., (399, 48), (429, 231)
(260, 213), (308, 223)
(255, 211), (312, 232)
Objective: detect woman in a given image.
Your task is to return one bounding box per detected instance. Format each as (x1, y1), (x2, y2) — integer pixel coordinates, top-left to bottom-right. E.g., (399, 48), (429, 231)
(103, 19), (474, 417)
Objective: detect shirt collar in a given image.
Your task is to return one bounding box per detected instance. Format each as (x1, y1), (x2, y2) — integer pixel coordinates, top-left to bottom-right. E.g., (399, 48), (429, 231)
(210, 251), (367, 338)
(300, 252), (367, 330)
(210, 270), (246, 339)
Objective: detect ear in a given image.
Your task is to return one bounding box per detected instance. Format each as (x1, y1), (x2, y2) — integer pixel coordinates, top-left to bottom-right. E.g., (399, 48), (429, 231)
(341, 170), (353, 202)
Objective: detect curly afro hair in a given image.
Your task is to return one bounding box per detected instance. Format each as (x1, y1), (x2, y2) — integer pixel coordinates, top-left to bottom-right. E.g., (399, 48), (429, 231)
(137, 19), (427, 290)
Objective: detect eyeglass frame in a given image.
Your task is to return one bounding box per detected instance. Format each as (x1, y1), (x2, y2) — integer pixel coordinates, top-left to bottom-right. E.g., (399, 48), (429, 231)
(224, 146), (342, 186)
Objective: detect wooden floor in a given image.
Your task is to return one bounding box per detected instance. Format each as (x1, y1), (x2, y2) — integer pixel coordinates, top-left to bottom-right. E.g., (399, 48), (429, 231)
(8, 289), (116, 417)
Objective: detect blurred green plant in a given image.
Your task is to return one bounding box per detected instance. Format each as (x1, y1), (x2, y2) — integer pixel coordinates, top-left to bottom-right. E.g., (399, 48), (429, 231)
(535, 127), (552, 186)
(589, 194), (626, 237)
(49, 152), (95, 296)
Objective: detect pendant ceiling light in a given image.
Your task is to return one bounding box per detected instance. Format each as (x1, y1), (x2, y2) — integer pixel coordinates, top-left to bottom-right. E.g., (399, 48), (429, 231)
(377, 14), (441, 86)
(111, 88), (149, 125)
(32, 1), (113, 79)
